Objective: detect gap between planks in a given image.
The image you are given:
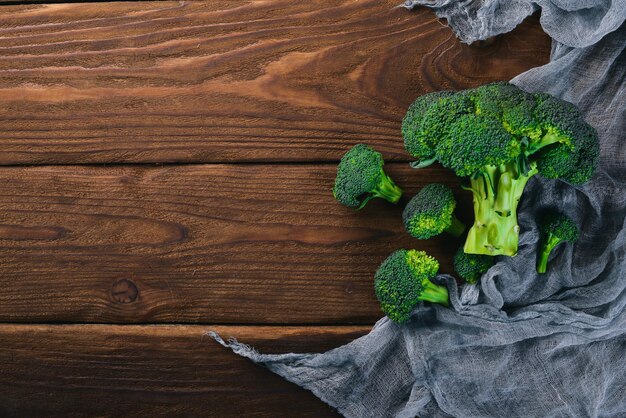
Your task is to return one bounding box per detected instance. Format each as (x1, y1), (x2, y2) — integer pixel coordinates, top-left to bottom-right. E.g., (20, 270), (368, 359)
(0, 159), (414, 168)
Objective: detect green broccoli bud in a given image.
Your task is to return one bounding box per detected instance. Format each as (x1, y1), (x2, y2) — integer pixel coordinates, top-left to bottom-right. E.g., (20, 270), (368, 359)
(374, 249), (449, 323)
(537, 212), (579, 274)
(435, 114), (521, 177)
(402, 91), (454, 163)
(453, 246), (494, 284)
(402, 183), (465, 239)
(333, 144), (402, 209)
(534, 121), (599, 184)
(472, 82), (542, 140)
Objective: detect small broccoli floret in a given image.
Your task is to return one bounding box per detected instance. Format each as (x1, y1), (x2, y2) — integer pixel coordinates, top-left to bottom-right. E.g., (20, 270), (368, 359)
(537, 213), (579, 273)
(453, 246), (494, 284)
(374, 249), (449, 323)
(402, 184), (465, 239)
(531, 93), (600, 184)
(402, 91), (454, 164)
(402, 82), (598, 256)
(333, 144), (402, 209)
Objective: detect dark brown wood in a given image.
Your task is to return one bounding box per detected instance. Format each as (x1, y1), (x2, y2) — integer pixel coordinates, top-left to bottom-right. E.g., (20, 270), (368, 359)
(0, 2), (553, 416)
(0, 1), (550, 164)
(0, 324), (369, 417)
(0, 0), (172, 3)
(0, 163), (472, 324)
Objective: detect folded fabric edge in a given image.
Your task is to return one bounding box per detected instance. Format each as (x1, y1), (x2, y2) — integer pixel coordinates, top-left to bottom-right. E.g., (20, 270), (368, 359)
(401, 0), (536, 44)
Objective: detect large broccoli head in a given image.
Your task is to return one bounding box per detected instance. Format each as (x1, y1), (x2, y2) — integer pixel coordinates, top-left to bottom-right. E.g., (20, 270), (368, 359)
(402, 82), (598, 256)
(453, 246), (494, 284)
(537, 212), (579, 273)
(374, 249), (449, 323)
(402, 183), (465, 239)
(333, 144), (402, 209)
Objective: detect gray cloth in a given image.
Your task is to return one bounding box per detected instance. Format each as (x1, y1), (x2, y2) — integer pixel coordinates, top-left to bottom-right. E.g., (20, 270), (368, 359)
(210, 2), (626, 417)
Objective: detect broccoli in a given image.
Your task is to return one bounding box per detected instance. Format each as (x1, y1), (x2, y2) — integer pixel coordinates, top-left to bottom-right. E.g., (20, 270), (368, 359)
(374, 249), (449, 323)
(402, 90), (456, 167)
(402, 183), (465, 239)
(537, 213), (579, 273)
(402, 82), (598, 256)
(333, 144), (402, 209)
(453, 246), (494, 284)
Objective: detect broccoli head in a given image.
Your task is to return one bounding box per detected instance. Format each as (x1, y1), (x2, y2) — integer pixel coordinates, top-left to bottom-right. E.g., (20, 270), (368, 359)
(333, 144), (402, 209)
(453, 246), (494, 284)
(374, 249), (449, 323)
(402, 82), (598, 256)
(402, 183), (465, 239)
(537, 212), (579, 273)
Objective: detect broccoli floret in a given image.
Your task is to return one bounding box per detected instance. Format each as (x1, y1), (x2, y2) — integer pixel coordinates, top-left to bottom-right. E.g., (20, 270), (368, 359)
(532, 95), (599, 184)
(374, 249), (449, 323)
(333, 144), (402, 209)
(473, 82), (541, 140)
(402, 184), (465, 239)
(453, 246), (494, 284)
(435, 113), (521, 177)
(537, 213), (579, 273)
(402, 90), (455, 165)
(402, 82), (598, 256)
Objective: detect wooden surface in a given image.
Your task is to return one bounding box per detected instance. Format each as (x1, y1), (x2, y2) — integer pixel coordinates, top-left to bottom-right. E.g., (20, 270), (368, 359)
(0, 0), (549, 164)
(0, 163), (472, 324)
(0, 324), (369, 417)
(0, 0), (551, 416)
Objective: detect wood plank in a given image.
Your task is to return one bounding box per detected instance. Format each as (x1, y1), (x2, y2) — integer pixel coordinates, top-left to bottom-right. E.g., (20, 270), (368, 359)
(0, 324), (369, 417)
(0, 163), (471, 324)
(0, 1), (550, 164)
(0, 0), (171, 3)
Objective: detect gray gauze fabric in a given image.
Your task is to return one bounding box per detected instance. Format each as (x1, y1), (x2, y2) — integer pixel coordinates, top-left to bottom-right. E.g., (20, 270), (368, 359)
(210, 2), (626, 417)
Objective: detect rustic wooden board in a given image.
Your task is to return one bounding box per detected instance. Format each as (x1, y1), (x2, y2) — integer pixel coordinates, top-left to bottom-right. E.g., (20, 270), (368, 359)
(0, 163), (473, 324)
(0, 2), (552, 415)
(0, 324), (369, 417)
(0, 1), (550, 164)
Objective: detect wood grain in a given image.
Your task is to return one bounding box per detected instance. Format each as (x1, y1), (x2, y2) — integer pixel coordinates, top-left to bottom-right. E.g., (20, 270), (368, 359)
(0, 324), (369, 417)
(0, 2), (553, 417)
(0, 1), (550, 164)
(0, 163), (472, 324)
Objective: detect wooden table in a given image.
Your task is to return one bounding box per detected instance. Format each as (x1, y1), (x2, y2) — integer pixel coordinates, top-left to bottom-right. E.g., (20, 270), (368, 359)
(0, 1), (550, 416)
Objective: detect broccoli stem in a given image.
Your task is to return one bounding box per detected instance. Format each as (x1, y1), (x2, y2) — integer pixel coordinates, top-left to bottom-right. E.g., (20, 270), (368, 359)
(537, 233), (561, 273)
(373, 172), (402, 204)
(410, 157), (437, 169)
(418, 280), (449, 307)
(446, 216), (466, 237)
(464, 161), (538, 256)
